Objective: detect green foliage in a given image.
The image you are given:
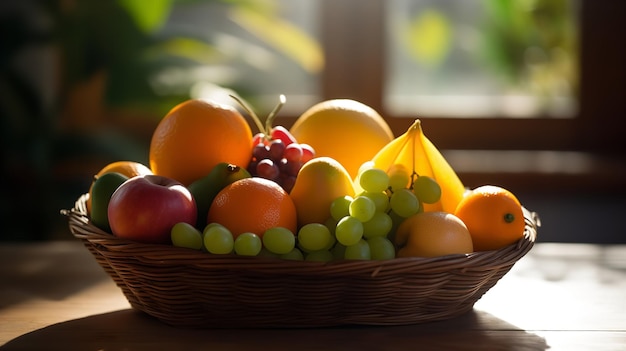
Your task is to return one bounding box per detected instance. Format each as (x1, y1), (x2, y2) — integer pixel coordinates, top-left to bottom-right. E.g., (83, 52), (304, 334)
(118, 0), (173, 33)
(480, 0), (578, 88)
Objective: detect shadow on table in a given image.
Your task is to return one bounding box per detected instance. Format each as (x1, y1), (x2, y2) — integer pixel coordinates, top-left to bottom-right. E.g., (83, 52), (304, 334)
(0, 242), (109, 311)
(1, 308), (549, 351)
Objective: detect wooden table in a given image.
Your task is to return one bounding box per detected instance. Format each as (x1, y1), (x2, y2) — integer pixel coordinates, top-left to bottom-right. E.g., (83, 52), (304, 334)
(1, 241), (624, 350)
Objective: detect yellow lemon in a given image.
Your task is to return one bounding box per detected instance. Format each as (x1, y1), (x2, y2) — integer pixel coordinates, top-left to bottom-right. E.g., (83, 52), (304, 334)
(290, 99), (394, 179)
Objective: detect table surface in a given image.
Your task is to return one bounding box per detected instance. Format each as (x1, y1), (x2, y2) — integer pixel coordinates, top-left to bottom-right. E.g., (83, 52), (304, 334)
(1, 241), (625, 351)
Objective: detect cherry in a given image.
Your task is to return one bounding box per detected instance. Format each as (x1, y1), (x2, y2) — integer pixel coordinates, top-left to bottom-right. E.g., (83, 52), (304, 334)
(270, 126), (297, 146)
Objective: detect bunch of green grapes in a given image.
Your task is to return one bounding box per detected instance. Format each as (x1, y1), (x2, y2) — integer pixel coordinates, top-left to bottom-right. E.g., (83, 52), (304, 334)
(171, 222), (304, 260)
(314, 167), (399, 260)
(301, 163), (442, 261)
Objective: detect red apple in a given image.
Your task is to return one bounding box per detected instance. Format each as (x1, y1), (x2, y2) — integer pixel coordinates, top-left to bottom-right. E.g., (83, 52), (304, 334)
(108, 175), (197, 244)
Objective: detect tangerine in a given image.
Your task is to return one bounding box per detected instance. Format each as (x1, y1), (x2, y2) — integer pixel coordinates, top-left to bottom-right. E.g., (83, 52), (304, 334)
(394, 211), (473, 258)
(207, 177), (297, 238)
(454, 185), (525, 251)
(86, 161), (152, 214)
(289, 99), (394, 179)
(149, 99), (252, 186)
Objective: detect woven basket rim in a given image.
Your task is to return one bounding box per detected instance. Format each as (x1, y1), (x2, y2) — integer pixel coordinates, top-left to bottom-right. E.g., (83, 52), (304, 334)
(64, 193), (538, 276)
(63, 193), (538, 327)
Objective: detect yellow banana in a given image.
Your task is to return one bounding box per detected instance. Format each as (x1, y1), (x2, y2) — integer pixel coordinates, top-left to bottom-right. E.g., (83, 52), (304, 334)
(371, 119), (465, 213)
(371, 125), (414, 170)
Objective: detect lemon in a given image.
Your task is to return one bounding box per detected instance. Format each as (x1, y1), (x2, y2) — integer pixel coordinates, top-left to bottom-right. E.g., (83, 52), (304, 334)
(290, 99), (394, 179)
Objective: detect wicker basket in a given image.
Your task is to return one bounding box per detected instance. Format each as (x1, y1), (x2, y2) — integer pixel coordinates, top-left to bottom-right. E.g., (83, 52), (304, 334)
(64, 193), (538, 328)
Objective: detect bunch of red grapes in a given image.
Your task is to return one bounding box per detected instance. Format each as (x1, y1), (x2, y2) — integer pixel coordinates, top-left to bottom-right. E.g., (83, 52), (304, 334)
(247, 126), (315, 193)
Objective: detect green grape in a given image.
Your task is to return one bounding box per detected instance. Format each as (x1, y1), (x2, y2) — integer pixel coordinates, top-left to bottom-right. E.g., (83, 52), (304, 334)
(203, 222), (223, 235)
(390, 188), (420, 218)
(362, 212), (393, 238)
(359, 168), (390, 193)
(349, 195), (376, 222)
(203, 224), (234, 254)
(262, 227), (296, 255)
(335, 216), (364, 246)
(280, 248), (304, 261)
(367, 236), (396, 260)
(344, 239), (371, 260)
(359, 191), (389, 213)
(330, 195), (353, 221)
(413, 175), (442, 204)
(171, 222), (203, 250)
(387, 164), (411, 191)
(305, 250), (334, 262)
(298, 223), (333, 252)
(234, 232), (262, 256)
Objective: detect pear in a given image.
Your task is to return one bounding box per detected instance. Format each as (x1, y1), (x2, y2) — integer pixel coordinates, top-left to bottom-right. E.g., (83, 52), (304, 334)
(188, 162), (250, 230)
(289, 157), (355, 226)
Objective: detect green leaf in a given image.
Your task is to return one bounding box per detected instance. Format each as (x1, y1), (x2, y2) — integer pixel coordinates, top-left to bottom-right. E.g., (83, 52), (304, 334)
(118, 0), (173, 33)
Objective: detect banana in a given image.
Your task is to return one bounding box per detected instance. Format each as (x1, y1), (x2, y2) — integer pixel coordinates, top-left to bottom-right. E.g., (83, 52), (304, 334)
(188, 162), (251, 230)
(371, 119), (465, 213)
(371, 123), (414, 170)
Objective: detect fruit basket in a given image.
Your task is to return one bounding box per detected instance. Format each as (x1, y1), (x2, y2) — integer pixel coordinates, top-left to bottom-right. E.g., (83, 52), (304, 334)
(64, 193), (538, 328)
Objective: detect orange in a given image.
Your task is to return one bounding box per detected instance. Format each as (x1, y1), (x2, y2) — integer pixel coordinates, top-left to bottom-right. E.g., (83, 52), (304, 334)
(207, 177), (297, 238)
(394, 212), (473, 258)
(289, 99), (394, 179)
(86, 161), (152, 214)
(149, 99), (252, 186)
(454, 185), (525, 251)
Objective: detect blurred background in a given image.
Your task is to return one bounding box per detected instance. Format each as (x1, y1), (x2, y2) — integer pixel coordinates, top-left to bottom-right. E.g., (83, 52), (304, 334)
(1, 0), (624, 243)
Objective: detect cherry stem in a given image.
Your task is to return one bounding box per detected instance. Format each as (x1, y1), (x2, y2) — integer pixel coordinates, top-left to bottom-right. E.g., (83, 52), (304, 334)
(230, 94), (286, 136)
(229, 94), (265, 134)
(265, 94), (286, 135)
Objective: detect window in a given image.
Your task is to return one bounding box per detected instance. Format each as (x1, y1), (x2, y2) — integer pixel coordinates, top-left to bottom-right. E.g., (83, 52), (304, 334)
(385, 0), (579, 118)
(154, 0), (624, 192)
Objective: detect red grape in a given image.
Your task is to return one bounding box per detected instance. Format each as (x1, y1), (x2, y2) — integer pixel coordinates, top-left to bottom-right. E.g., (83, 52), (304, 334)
(301, 143), (315, 163)
(284, 144), (303, 163)
(281, 159), (303, 176)
(270, 126), (297, 146)
(269, 139), (285, 161)
(281, 175), (297, 193)
(247, 124), (316, 192)
(256, 159), (280, 180)
(252, 132), (269, 146)
(253, 144), (270, 160)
